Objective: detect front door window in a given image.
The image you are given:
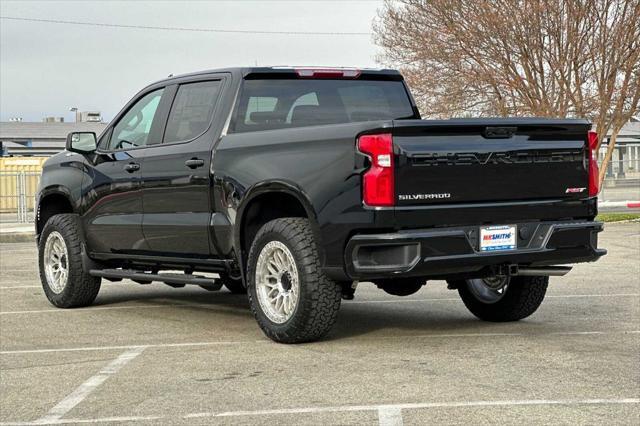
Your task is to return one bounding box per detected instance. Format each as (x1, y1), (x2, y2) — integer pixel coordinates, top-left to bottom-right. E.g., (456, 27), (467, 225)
(109, 88), (164, 150)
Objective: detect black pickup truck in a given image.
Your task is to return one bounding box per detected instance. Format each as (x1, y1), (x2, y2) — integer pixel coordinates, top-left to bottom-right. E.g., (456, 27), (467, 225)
(35, 67), (606, 343)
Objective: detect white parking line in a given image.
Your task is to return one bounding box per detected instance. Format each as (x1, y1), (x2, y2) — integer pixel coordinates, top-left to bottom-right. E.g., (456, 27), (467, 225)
(351, 293), (640, 304)
(0, 269), (38, 271)
(1, 398), (637, 425)
(0, 340), (263, 355)
(1, 330), (638, 355)
(378, 406), (403, 426)
(0, 302), (243, 315)
(373, 330), (640, 341)
(546, 293), (640, 298)
(0, 286), (40, 289)
(33, 347), (145, 425)
(1, 415), (160, 425)
(1, 293), (637, 315)
(186, 398), (640, 423)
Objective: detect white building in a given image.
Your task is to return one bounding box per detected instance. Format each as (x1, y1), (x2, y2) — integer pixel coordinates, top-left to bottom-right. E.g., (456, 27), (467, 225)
(0, 122), (108, 156)
(600, 119), (640, 184)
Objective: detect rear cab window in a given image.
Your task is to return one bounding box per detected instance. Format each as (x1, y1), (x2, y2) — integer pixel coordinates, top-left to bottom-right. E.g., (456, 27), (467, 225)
(231, 76), (415, 133)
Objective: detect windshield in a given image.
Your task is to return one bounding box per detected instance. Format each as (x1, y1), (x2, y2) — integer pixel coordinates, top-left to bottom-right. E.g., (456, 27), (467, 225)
(231, 79), (416, 133)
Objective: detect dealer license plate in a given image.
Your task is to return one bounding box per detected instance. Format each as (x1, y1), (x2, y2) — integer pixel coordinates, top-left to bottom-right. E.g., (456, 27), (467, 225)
(479, 225), (517, 252)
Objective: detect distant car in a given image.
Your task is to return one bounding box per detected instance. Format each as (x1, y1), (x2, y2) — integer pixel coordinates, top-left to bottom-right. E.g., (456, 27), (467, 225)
(35, 67), (606, 343)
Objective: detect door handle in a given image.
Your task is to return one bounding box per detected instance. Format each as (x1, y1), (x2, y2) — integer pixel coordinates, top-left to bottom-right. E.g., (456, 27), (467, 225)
(124, 162), (140, 173)
(185, 158), (205, 169)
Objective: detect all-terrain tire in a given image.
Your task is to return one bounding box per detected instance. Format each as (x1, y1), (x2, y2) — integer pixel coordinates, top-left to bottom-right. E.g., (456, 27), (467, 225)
(219, 272), (246, 294)
(457, 276), (549, 322)
(247, 218), (342, 343)
(38, 214), (101, 308)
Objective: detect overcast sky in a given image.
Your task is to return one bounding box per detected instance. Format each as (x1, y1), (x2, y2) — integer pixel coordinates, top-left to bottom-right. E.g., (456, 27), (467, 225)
(0, 0), (385, 122)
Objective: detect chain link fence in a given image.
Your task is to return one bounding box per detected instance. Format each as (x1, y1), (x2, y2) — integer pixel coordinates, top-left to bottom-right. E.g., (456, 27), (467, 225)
(0, 171), (41, 223)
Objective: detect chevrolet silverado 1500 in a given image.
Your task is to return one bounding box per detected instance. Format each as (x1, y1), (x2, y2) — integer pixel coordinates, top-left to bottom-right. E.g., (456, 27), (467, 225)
(36, 67), (606, 343)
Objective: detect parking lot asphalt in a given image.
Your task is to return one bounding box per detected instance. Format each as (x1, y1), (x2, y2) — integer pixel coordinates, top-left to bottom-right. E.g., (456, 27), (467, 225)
(0, 222), (638, 425)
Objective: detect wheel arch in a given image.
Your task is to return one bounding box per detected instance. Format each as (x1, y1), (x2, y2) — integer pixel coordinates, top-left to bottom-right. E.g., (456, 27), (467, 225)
(36, 188), (76, 240)
(235, 180), (323, 277)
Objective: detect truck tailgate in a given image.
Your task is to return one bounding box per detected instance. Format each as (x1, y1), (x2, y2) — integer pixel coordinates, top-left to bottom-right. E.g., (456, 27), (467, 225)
(393, 119), (591, 206)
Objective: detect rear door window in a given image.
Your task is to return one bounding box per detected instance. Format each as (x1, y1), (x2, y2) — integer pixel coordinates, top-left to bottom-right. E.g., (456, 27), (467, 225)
(232, 79), (414, 133)
(163, 80), (221, 144)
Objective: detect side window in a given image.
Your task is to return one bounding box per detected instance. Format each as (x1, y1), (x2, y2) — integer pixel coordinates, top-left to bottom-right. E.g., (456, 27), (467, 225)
(163, 80), (221, 144)
(244, 96), (278, 124)
(109, 88), (164, 150)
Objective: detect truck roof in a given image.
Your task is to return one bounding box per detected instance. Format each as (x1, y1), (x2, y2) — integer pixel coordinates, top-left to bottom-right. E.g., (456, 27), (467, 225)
(156, 66), (403, 85)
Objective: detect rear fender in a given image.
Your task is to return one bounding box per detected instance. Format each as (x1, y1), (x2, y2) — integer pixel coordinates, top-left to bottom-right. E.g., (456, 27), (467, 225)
(234, 180), (322, 278)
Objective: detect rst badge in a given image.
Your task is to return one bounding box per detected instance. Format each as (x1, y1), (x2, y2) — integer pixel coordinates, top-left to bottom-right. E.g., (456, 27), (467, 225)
(480, 225), (517, 252)
(565, 187), (586, 193)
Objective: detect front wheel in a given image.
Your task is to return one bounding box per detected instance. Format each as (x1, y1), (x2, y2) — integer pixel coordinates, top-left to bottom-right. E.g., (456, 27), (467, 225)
(247, 218), (342, 343)
(38, 214), (101, 308)
(455, 275), (548, 322)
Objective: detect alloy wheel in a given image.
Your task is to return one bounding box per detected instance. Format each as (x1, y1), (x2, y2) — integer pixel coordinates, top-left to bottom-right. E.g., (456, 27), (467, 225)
(255, 241), (300, 323)
(465, 276), (509, 304)
(44, 231), (69, 294)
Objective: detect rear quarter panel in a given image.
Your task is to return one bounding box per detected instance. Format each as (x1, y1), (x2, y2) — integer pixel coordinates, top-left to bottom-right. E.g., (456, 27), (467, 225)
(213, 121), (394, 273)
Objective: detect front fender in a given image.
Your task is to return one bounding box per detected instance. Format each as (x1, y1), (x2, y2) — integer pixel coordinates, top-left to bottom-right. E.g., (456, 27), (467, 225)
(34, 186), (76, 237)
(37, 154), (86, 211)
(37, 185), (75, 206)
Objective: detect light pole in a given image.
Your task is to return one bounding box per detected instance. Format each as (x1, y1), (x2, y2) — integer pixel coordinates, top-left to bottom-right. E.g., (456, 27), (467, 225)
(69, 107), (79, 123)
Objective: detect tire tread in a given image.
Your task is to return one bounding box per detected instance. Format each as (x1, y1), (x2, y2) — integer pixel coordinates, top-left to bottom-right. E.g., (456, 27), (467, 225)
(457, 275), (548, 322)
(38, 214), (101, 308)
(247, 218), (341, 343)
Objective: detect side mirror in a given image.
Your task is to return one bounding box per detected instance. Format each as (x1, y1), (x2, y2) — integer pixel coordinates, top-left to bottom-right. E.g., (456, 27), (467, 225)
(66, 132), (97, 154)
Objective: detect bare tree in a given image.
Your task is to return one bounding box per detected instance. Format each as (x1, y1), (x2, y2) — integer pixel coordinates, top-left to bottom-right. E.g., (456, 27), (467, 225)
(374, 0), (640, 183)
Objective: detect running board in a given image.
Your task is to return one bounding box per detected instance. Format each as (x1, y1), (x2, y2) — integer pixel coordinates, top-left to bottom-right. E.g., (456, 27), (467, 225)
(89, 269), (220, 287)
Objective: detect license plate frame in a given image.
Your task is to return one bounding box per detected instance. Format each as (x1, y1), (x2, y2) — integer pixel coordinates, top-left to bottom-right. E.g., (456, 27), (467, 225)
(479, 225), (517, 252)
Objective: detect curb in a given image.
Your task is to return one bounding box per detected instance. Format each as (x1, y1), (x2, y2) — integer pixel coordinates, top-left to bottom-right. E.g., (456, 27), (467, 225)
(598, 201), (640, 209)
(0, 233), (35, 244)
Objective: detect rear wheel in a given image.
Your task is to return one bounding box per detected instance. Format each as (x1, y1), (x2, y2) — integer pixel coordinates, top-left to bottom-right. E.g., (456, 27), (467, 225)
(38, 214), (101, 308)
(456, 275), (548, 322)
(247, 218), (342, 343)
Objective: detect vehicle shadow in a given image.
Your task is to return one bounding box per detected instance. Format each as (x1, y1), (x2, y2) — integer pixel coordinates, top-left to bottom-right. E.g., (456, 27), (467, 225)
(93, 285), (248, 306)
(90, 284), (523, 341)
(329, 301), (506, 340)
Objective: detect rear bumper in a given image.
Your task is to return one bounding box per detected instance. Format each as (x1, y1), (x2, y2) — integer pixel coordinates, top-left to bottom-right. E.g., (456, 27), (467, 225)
(345, 220), (606, 280)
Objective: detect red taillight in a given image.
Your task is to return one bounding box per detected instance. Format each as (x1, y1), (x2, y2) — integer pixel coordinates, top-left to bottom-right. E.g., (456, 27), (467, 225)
(295, 68), (361, 78)
(587, 130), (600, 197)
(358, 133), (394, 206)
